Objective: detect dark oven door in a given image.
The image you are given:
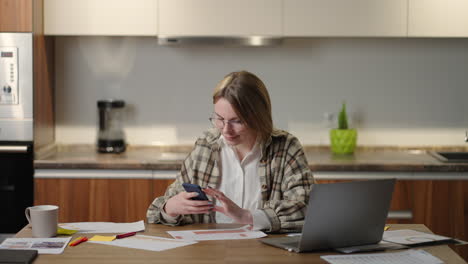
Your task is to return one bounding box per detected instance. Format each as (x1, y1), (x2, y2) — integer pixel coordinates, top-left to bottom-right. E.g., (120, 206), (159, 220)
(0, 142), (33, 233)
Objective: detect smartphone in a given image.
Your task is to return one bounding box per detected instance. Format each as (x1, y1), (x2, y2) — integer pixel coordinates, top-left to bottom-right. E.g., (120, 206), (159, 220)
(182, 183), (209, 201)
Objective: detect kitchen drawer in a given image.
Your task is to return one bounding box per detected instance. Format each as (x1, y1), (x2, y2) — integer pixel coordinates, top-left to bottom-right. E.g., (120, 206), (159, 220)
(34, 169), (177, 222)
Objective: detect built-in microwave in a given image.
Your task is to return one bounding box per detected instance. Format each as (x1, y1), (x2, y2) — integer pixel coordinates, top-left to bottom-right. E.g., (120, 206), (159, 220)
(0, 33), (34, 233)
(0, 33), (33, 141)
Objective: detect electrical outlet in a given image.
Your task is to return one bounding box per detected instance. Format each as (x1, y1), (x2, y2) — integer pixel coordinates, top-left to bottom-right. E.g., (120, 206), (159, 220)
(323, 112), (335, 129)
(319, 112), (335, 145)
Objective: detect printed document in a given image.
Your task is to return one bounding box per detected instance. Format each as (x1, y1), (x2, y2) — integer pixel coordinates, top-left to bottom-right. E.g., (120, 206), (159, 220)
(59, 220), (145, 233)
(89, 235), (196, 252)
(167, 225), (266, 241)
(321, 249), (443, 264)
(0, 237), (71, 254)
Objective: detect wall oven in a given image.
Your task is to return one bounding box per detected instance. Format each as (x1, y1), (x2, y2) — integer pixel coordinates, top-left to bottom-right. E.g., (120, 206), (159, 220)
(0, 33), (33, 233)
(0, 143), (33, 233)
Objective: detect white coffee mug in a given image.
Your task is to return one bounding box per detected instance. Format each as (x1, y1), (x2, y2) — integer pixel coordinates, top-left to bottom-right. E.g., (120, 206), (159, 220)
(25, 205), (58, 238)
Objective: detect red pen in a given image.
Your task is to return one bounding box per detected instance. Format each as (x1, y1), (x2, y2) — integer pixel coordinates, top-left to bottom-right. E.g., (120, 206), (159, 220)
(69, 236), (88, 247)
(116, 232), (137, 239)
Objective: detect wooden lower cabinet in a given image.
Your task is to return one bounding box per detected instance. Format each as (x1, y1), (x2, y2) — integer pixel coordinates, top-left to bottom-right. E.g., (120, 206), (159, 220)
(34, 178), (174, 223)
(389, 180), (468, 260)
(35, 177), (466, 259)
(152, 179), (175, 197)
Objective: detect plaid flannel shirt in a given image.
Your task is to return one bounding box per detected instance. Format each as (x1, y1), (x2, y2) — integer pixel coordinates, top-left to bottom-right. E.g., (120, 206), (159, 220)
(146, 128), (315, 233)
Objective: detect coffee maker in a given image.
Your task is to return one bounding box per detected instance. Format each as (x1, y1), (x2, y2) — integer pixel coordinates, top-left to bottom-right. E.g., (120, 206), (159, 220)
(97, 99), (126, 153)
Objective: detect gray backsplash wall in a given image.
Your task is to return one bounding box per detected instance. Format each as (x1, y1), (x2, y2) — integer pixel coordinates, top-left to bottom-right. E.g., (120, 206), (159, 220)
(55, 37), (468, 146)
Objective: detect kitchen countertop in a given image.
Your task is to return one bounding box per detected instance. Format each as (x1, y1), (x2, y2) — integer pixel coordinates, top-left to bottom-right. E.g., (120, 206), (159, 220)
(34, 144), (468, 172)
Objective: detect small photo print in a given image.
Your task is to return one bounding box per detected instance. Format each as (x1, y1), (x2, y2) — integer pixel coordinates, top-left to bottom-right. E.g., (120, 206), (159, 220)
(1, 241), (31, 249)
(32, 242), (66, 249)
(0, 237), (71, 254)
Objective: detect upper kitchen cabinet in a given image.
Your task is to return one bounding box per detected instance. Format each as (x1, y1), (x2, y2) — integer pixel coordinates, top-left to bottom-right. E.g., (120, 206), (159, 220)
(408, 0), (468, 37)
(44, 0), (158, 36)
(283, 0), (407, 37)
(0, 0), (32, 32)
(158, 0), (282, 36)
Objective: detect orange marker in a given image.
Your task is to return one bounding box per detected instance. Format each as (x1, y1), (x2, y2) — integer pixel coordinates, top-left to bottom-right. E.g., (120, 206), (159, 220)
(69, 236), (88, 247)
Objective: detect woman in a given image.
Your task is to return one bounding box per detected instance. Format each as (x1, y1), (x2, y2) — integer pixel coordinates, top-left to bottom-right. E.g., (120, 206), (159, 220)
(147, 71), (314, 233)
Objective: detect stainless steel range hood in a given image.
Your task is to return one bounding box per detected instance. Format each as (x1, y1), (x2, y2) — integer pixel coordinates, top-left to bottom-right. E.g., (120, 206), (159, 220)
(158, 36), (283, 46)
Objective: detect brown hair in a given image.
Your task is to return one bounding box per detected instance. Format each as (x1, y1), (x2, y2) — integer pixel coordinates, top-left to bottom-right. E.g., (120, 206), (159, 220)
(212, 71), (273, 142)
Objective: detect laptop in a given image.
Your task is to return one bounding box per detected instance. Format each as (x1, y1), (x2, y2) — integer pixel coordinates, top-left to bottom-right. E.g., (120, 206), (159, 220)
(260, 179), (396, 252)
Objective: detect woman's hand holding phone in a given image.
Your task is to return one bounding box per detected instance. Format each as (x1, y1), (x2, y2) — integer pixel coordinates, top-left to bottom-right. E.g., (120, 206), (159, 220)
(164, 183), (253, 225)
(203, 187), (253, 225)
(163, 184), (213, 217)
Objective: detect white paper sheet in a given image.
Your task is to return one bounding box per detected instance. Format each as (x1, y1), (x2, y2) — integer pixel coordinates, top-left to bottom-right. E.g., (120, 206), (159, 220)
(383, 229), (452, 245)
(0, 237), (72, 254)
(321, 249), (443, 264)
(89, 235), (196, 252)
(59, 220), (145, 233)
(167, 225), (267, 241)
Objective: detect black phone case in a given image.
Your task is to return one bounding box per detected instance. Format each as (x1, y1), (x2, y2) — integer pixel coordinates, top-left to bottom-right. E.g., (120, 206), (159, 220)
(182, 183), (209, 200)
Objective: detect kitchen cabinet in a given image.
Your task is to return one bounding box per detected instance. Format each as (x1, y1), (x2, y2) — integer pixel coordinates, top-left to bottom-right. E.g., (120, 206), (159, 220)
(39, 0), (468, 38)
(34, 169), (176, 222)
(408, 0), (468, 37)
(283, 0), (407, 37)
(44, 0), (158, 36)
(158, 0), (282, 36)
(0, 0), (32, 32)
(390, 179), (467, 260)
(316, 172), (468, 260)
(34, 178), (154, 222)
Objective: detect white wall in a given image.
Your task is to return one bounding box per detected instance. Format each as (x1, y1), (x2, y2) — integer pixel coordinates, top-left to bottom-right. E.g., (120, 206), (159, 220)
(55, 37), (468, 146)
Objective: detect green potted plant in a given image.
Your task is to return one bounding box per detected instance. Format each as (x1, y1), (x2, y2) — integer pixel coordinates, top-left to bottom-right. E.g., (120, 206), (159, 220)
(330, 102), (357, 154)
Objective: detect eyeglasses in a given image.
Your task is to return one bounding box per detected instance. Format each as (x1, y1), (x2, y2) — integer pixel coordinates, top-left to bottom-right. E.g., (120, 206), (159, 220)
(209, 117), (244, 130)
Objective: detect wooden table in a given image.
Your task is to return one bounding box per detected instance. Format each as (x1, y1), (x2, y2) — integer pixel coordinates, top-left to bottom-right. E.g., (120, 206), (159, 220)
(16, 224), (467, 264)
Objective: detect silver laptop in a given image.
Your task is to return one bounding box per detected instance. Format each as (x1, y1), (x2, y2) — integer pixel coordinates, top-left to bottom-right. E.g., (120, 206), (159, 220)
(260, 179), (396, 252)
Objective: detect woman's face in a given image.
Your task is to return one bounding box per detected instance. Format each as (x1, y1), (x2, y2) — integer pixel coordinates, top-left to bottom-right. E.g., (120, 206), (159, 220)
(213, 98), (257, 147)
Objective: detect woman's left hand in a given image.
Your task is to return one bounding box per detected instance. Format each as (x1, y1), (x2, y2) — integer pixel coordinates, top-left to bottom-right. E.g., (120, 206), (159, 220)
(203, 187), (253, 225)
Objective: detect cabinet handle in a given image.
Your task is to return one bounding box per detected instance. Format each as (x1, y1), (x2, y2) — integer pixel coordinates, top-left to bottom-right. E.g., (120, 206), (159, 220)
(0, 145), (28, 153)
(387, 210), (413, 220)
